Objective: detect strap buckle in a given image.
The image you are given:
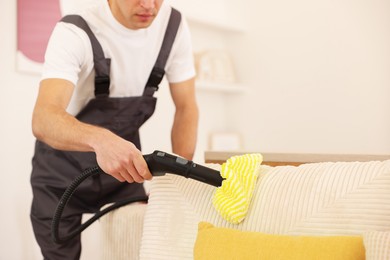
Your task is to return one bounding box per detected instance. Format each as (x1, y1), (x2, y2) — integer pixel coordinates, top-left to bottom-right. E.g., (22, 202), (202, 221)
(146, 67), (165, 91)
(94, 76), (110, 97)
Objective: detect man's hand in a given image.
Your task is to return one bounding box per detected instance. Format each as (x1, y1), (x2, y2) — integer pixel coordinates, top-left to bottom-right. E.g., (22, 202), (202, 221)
(93, 130), (153, 183)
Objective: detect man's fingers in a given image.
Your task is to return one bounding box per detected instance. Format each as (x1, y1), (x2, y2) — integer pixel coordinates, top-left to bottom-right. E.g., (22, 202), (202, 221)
(124, 164), (143, 183)
(133, 154), (153, 180)
(119, 171), (135, 183)
(111, 172), (126, 182)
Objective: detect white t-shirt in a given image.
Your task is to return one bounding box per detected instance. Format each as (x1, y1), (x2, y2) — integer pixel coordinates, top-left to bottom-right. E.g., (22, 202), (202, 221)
(42, 0), (195, 115)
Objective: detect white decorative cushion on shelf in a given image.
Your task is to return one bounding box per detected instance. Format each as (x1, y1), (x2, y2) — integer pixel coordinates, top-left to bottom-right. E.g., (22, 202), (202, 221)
(364, 230), (390, 260)
(139, 160), (390, 260)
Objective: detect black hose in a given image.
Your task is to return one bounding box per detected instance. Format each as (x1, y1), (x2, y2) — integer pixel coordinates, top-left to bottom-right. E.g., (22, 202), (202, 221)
(51, 166), (149, 244)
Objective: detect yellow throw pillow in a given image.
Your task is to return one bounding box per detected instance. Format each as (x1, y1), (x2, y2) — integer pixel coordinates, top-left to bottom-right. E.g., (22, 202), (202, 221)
(194, 222), (365, 260)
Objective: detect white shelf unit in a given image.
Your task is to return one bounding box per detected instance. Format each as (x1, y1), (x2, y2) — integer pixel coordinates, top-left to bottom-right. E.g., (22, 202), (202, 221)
(181, 7), (247, 95)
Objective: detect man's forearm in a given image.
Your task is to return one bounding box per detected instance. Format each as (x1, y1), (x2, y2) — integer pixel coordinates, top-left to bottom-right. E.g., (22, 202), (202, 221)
(171, 106), (199, 160)
(32, 78), (108, 152)
(32, 104), (109, 152)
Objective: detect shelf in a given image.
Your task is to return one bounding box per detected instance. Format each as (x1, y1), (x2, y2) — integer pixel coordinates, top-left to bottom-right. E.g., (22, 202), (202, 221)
(196, 81), (246, 94)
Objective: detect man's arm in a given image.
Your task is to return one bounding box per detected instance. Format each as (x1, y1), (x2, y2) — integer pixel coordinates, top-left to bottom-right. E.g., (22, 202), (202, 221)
(169, 77), (199, 160)
(32, 78), (152, 183)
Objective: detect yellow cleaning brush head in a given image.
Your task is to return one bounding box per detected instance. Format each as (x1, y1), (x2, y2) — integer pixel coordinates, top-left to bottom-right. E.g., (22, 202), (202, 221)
(212, 153), (263, 224)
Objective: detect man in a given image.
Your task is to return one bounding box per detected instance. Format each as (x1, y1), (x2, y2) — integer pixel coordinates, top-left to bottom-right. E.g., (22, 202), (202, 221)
(30, 0), (198, 258)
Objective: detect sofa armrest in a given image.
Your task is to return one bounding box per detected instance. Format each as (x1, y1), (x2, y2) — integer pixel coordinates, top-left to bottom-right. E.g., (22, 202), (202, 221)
(100, 203), (147, 260)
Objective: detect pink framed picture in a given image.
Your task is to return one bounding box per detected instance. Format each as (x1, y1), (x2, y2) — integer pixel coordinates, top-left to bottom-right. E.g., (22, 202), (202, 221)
(17, 0), (61, 73)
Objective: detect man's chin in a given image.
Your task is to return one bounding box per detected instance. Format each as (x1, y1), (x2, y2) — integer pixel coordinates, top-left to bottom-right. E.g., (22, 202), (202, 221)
(136, 15), (154, 26)
(133, 20), (154, 29)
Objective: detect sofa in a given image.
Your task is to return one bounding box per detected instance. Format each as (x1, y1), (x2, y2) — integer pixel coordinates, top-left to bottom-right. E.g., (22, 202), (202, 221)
(99, 154), (390, 259)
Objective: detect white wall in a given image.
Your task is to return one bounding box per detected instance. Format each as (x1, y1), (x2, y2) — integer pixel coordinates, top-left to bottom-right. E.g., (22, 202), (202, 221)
(1, 0), (390, 259)
(224, 0), (390, 154)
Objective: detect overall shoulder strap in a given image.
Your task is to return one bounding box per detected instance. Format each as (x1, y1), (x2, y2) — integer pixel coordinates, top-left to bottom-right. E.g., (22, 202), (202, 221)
(61, 15), (111, 97)
(143, 8), (182, 96)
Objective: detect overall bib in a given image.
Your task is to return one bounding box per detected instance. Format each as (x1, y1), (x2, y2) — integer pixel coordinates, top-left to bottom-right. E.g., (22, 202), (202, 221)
(30, 9), (181, 260)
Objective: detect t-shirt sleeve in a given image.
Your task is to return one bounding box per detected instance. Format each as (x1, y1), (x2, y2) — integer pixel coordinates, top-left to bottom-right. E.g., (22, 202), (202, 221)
(41, 22), (90, 86)
(164, 17), (196, 84)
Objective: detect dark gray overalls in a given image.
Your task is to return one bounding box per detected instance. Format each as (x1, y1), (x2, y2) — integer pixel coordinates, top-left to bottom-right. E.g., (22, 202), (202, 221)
(30, 8), (181, 260)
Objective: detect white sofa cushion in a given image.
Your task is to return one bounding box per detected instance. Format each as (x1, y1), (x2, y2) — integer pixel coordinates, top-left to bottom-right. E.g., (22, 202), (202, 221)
(100, 202), (147, 260)
(139, 160), (390, 260)
(364, 230), (390, 260)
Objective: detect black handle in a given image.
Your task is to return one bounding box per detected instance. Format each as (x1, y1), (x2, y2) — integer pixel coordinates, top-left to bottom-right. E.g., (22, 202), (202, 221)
(143, 150), (224, 187)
